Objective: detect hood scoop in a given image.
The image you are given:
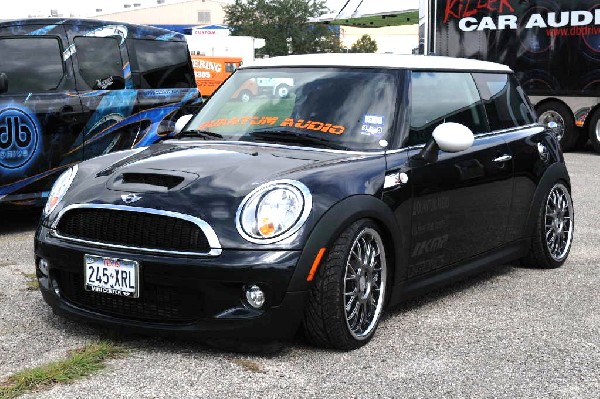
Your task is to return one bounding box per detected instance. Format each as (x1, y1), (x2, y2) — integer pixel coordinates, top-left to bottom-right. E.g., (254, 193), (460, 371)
(107, 168), (198, 193)
(122, 173), (184, 190)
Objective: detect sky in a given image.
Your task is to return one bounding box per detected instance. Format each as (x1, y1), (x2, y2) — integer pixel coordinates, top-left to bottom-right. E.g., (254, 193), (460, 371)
(3, 0), (417, 19)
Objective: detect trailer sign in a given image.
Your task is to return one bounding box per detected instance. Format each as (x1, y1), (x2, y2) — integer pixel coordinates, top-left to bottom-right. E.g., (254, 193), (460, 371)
(425, 0), (600, 153)
(459, 10), (600, 32)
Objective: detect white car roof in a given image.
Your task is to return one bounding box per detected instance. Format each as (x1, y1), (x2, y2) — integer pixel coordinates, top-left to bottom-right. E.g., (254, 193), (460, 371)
(240, 53), (512, 73)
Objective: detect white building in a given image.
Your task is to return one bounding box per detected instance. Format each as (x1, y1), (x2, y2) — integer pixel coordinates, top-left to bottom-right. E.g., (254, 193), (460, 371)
(340, 25), (418, 55)
(93, 0), (227, 27)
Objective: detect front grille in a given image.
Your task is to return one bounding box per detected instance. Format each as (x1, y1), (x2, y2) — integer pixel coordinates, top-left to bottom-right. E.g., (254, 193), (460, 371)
(122, 173), (184, 190)
(55, 208), (210, 253)
(57, 270), (203, 323)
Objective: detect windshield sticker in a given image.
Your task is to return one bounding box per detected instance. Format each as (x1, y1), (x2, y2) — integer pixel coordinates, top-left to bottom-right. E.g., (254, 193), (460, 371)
(361, 124), (384, 137)
(279, 119), (345, 135)
(364, 115), (385, 125)
(198, 117), (345, 135)
(198, 116), (280, 129)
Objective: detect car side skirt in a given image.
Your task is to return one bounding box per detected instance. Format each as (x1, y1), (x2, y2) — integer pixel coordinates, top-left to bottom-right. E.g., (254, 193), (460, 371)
(390, 238), (530, 305)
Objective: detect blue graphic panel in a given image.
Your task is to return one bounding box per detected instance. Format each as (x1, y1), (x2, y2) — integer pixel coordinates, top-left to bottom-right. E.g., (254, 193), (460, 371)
(0, 107), (40, 170)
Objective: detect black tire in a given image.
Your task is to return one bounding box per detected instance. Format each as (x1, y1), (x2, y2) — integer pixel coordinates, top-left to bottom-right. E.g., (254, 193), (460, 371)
(536, 101), (578, 152)
(587, 109), (600, 154)
(275, 84), (291, 98)
(302, 219), (388, 350)
(522, 182), (574, 269)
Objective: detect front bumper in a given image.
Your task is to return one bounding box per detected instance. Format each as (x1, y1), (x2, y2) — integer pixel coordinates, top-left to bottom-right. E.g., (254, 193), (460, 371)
(35, 225), (307, 340)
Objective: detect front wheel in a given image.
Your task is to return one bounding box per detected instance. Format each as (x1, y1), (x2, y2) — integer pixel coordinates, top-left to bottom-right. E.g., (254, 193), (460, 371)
(522, 182), (574, 269)
(302, 219), (388, 350)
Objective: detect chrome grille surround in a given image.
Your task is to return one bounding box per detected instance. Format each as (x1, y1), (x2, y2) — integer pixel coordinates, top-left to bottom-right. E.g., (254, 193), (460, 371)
(50, 204), (222, 257)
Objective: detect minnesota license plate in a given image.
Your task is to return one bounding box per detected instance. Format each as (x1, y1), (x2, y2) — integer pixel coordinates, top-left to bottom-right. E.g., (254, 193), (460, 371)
(84, 255), (139, 298)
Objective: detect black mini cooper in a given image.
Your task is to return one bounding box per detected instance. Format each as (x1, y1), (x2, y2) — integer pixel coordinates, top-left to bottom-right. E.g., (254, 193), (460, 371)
(35, 54), (574, 350)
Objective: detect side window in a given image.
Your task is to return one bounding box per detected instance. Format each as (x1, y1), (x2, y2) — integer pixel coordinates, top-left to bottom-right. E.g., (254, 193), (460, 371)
(472, 73), (536, 131)
(0, 37), (64, 93)
(130, 40), (195, 89)
(409, 71), (488, 146)
(74, 37), (123, 90)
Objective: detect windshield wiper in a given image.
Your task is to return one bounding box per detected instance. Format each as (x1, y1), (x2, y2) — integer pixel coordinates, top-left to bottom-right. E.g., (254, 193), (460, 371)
(177, 130), (224, 140)
(246, 130), (348, 150)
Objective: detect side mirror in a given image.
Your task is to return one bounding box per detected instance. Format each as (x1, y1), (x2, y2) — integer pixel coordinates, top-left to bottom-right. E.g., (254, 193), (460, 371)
(0, 73), (8, 94)
(415, 122), (474, 163)
(432, 122), (474, 153)
(174, 114), (193, 134)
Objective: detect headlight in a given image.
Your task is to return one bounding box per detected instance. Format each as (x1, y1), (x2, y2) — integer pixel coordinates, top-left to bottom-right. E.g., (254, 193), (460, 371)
(43, 165), (78, 217)
(236, 180), (312, 244)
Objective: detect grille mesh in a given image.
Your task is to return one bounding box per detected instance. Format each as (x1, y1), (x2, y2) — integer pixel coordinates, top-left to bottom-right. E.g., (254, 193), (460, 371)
(56, 208), (210, 253)
(57, 270), (203, 322)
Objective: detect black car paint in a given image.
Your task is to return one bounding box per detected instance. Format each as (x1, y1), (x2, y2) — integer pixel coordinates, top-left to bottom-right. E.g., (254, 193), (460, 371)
(34, 66), (570, 341)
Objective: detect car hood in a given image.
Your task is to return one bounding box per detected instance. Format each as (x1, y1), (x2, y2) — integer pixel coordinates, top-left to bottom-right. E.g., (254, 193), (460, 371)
(53, 141), (387, 249)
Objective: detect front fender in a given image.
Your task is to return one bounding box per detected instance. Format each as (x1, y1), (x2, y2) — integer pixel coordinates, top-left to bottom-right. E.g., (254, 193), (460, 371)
(287, 195), (406, 293)
(525, 162), (571, 238)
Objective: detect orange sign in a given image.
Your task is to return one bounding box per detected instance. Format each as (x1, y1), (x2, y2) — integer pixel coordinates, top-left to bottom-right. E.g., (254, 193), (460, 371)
(191, 56), (242, 97)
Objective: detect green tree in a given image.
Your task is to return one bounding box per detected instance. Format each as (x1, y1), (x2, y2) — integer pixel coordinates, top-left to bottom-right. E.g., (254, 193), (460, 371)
(350, 34), (378, 53)
(224, 0), (342, 56)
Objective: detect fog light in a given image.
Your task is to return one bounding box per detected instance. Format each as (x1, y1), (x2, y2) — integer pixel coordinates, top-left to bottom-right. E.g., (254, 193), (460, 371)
(50, 277), (60, 296)
(38, 258), (49, 276)
(245, 285), (265, 309)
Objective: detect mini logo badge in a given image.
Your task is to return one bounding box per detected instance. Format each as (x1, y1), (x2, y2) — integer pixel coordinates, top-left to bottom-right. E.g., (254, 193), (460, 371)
(121, 193), (142, 204)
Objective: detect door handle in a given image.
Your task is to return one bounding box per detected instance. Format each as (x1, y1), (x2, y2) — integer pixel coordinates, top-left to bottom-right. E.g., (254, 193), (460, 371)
(493, 155), (512, 163)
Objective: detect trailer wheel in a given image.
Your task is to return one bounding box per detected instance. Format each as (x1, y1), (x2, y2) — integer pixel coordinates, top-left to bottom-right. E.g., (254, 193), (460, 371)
(536, 102), (578, 152)
(587, 110), (600, 154)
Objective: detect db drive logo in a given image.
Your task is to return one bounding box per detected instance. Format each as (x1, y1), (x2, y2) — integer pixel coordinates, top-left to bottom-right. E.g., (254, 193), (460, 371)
(0, 108), (39, 169)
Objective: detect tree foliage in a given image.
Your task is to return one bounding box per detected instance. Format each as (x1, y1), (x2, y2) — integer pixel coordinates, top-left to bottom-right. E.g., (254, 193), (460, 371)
(350, 34), (378, 53)
(224, 0), (342, 56)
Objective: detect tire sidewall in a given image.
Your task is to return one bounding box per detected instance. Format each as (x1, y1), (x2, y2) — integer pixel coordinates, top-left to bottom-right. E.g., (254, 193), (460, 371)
(536, 182), (574, 268)
(336, 219), (388, 347)
(588, 111), (600, 153)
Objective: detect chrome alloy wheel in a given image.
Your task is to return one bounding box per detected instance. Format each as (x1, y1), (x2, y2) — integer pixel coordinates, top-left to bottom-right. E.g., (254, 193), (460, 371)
(539, 110), (565, 142)
(343, 228), (387, 340)
(545, 183), (574, 262)
(595, 118), (600, 142)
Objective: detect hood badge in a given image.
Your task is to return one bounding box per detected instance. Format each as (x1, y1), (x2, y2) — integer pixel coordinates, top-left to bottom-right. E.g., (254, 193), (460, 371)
(121, 193), (142, 204)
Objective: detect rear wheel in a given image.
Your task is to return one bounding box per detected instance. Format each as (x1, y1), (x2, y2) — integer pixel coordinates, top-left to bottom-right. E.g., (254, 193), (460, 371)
(302, 219), (388, 350)
(522, 182), (574, 269)
(587, 110), (600, 154)
(238, 90), (252, 103)
(537, 102), (578, 152)
(275, 84), (291, 98)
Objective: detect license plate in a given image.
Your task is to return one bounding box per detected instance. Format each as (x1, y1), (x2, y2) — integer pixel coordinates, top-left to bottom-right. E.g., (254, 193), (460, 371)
(84, 255), (139, 298)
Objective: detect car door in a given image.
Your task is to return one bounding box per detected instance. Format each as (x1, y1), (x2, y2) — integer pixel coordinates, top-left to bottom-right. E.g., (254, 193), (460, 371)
(126, 36), (198, 145)
(471, 73), (541, 243)
(404, 71), (514, 278)
(65, 22), (142, 162)
(0, 23), (85, 204)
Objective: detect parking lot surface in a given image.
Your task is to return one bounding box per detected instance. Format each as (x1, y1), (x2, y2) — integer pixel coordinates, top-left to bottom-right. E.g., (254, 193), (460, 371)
(0, 151), (598, 398)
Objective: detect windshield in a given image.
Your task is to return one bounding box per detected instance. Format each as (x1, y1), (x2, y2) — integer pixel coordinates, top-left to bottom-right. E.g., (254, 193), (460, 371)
(184, 67), (400, 151)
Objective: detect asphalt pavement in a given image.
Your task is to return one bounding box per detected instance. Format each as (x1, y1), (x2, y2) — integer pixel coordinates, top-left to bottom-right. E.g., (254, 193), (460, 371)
(0, 151), (598, 398)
